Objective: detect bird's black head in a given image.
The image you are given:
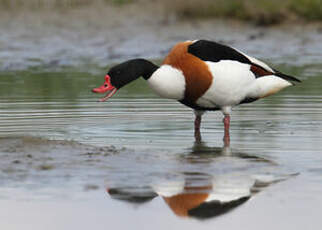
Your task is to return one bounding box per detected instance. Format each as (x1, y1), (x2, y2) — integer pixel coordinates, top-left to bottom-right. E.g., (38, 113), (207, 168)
(92, 59), (159, 102)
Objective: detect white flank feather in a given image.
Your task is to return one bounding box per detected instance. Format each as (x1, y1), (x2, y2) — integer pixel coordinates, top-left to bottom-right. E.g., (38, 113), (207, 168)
(247, 75), (292, 99)
(196, 60), (256, 108)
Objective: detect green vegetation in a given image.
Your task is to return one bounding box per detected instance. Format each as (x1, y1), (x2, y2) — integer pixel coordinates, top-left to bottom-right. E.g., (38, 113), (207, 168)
(290, 0), (322, 20)
(0, 0), (132, 9)
(0, 0), (321, 24)
(163, 0), (322, 25)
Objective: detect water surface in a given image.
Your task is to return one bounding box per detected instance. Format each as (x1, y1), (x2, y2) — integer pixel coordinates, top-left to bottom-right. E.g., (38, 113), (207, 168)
(0, 61), (322, 229)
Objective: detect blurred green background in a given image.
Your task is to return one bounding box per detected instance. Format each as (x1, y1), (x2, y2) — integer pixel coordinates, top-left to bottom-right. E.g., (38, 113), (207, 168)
(1, 0), (322, 25)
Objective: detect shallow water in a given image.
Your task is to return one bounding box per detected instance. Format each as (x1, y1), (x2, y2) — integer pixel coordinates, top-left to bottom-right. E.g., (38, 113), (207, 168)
(0, 60), (322, 229)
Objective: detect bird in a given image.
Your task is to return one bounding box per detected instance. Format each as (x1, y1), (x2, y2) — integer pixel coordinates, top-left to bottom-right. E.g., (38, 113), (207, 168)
(92, 40), (301, 144)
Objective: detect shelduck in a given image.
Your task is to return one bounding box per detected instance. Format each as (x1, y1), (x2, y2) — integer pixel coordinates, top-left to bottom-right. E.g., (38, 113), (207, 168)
(92, 40), (301, 143)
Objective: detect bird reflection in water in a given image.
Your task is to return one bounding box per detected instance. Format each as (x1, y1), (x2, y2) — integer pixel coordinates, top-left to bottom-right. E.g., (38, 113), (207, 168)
(106, 141), (294, 219)
(153, 172), (251, 219)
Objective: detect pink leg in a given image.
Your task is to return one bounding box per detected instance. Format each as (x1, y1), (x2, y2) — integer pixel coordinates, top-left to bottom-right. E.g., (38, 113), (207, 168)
(194, 114), (202, 143)
(223, 115), (230, 146)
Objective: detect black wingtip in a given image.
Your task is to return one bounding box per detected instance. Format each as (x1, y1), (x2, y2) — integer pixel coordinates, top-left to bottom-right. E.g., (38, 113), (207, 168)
(274, 70), (301, 84)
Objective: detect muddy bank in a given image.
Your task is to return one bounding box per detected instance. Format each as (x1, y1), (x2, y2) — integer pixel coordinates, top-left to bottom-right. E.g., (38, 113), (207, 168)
(0, 136), (119, 198)
(1, 5), (322, 72)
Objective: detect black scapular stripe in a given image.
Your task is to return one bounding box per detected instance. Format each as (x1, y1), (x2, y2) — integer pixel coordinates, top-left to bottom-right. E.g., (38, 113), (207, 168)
(188, 196), (250, 219)
(188, 40), (251, 64)
(188, 40), (301, 83)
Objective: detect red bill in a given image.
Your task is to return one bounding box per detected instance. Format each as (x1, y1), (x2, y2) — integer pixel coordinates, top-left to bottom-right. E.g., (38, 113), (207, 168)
(92, 75), (117, 102)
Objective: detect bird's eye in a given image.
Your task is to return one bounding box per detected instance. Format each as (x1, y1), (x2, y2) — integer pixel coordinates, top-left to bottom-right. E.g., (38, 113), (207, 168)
(104, 84), (108, 87)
